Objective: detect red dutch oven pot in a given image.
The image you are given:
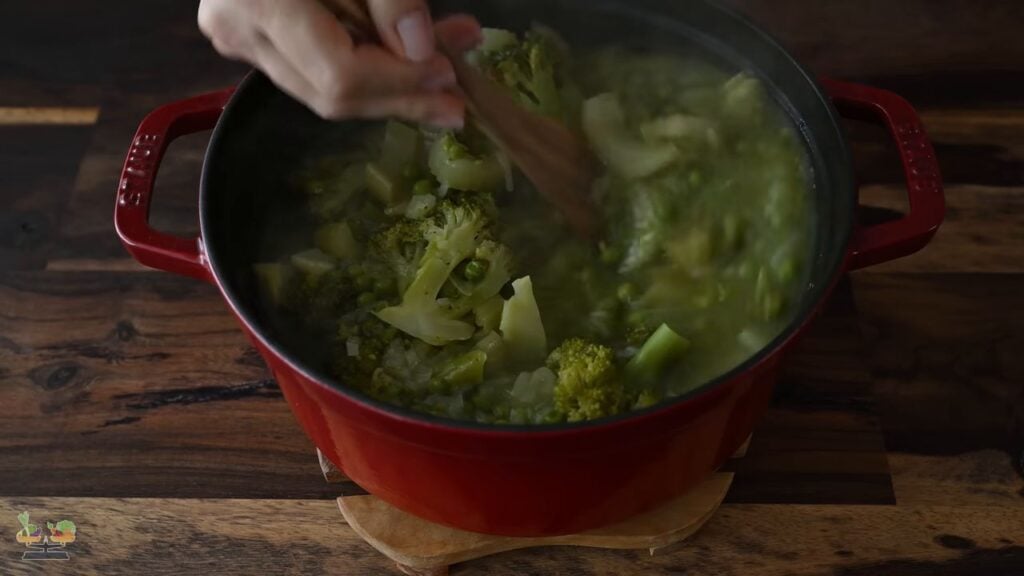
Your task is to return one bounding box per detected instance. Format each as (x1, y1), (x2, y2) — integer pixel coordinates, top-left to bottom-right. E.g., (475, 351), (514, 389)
(114, 0), (944, 536)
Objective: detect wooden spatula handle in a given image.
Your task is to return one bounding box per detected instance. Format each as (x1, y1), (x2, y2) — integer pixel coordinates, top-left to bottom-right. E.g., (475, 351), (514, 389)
(323, 0), (378, 41)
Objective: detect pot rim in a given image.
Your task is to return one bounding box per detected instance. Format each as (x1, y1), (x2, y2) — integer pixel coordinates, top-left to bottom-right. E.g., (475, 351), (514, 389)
(198, 1), (855, 437)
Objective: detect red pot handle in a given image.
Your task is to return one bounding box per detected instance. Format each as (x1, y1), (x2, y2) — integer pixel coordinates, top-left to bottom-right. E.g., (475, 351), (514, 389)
(114, 89), (235, 282)
(821, 78), (945, 270)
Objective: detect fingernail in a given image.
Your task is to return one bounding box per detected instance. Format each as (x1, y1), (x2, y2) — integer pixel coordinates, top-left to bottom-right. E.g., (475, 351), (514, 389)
(397, 10), (434, 62)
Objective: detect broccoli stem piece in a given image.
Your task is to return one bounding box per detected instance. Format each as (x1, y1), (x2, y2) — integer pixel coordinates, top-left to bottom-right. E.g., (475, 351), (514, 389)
(428, 132), (504, 193)
(433, 349), (487, 392)
(499, 276), (548, 367)
(473, 296), (504, 332)
(474, 330), (507, 374)
(624, 323), (690, 385)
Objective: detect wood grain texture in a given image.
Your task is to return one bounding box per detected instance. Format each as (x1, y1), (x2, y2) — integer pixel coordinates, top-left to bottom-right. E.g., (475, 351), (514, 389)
(1, 498), (1021, 576)
(0, 107), (99, 126)
(0, 126), (96, 270)
(0, 1), (246, 107)
(0, 271), (343, 500)
(854, 274), (1024, 456)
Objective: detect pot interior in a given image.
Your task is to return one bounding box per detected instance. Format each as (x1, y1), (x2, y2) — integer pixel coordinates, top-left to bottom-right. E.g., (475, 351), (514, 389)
(200, 0), (854, 428)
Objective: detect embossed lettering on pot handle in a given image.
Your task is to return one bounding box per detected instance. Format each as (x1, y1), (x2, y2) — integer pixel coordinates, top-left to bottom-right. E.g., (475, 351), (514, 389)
(114, 89), (234, 282)
(822, 78), (946, 270)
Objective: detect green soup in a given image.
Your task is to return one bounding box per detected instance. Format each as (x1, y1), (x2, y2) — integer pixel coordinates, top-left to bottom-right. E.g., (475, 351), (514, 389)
(253, 28), (812, 425)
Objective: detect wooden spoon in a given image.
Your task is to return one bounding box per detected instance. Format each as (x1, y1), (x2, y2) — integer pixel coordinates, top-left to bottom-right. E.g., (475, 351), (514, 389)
(329, 0), (599, 238)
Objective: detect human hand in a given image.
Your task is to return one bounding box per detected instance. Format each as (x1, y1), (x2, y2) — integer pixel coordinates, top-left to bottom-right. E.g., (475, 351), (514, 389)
(198, 0), (482, 127)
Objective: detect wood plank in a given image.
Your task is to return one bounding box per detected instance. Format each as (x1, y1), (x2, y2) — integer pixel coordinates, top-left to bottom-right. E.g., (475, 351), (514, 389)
(1, 498), (1021, 575)
(856, 185), (1024, 274)
(889, 452), (1024, 508)
(724, 0), (1024, 102)
(0, 107), (99, 126)
(728, 279), (893, 504)
(853, 273), (1024, 501)
(0, 126), (96, 271)
(0, 1), (246, 107)
(0, 270), (343, 500)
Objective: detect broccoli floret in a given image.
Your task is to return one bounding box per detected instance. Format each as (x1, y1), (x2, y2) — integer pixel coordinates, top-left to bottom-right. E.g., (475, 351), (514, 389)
(333, 313), (397, 385)
(475, 30), (573, 121)
(374, 201), (489, 345)
(283, 268), (353, 331)
(547, 338), (625, 421)
(369, 219), (428, 295)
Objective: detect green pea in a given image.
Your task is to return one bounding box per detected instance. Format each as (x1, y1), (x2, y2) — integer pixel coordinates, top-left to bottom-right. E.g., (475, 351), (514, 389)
(463, 259), (489, 282)
(626, 310), (648, 327)
(374, 277), (393, 294)
(412, 178), (435, 196)
(599, 243), (622, 265)
(688, 170), (703, 187)
(348, 263), (364, 276)
(617, 283), (636, 303)
(355, 275), (373, 290)
(357, 292), (375, 307)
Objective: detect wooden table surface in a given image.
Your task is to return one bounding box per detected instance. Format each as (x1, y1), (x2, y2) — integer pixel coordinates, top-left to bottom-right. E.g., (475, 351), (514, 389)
(2, 1), (1022, 574)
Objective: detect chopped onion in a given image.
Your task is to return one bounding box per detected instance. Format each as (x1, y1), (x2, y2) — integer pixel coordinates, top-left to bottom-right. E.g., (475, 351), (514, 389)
(346, 336), (361, 357)
(496, 150), (514, 192)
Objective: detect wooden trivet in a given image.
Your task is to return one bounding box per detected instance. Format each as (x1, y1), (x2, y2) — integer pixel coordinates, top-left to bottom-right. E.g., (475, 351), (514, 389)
(319, 436), (749, 576)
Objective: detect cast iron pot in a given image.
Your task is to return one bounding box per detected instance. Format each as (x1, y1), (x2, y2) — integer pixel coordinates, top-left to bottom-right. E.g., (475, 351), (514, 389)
(114, 0), (944, 536)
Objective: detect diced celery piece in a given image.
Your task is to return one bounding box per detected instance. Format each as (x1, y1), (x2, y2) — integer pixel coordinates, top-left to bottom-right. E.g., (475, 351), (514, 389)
(253, 263), (293, 307)
(289, 248), (335, 277)
(315, 221), (360, 261)
(379, 121), (422, 176)
(366, 162), (407, 206)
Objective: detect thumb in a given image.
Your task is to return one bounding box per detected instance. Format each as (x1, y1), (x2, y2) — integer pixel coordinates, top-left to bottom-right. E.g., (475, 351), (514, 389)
(365, 0), (436, 62)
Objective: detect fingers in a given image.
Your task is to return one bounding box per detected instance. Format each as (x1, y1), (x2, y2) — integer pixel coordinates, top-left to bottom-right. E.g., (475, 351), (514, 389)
(351, 93), (465, 128)
(197, 0), (482, 126)
(365, 0), (434, 61)
(249, 32), (321, 110)
(257, 0), (355, 95)
(435, 14), (484, 55)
